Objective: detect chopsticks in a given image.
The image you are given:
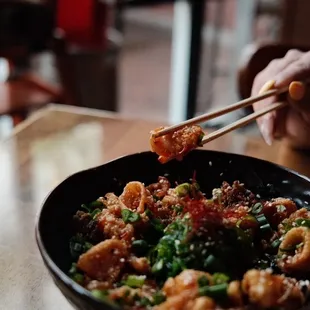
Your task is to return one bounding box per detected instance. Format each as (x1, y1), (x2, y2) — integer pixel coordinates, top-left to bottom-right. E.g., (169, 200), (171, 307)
(152, 85), (290, 139)
(201, 101), (287, 144)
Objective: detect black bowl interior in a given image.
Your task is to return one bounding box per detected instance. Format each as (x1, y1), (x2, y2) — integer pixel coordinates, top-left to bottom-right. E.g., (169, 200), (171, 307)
(36, 150), (310, 309)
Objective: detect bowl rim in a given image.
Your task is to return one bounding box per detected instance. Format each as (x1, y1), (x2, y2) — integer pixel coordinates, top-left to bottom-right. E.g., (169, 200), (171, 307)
(35, 149), (310, 307)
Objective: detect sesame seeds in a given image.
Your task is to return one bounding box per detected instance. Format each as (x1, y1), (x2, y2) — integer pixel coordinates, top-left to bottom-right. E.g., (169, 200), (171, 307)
(209, 161), (212, 166)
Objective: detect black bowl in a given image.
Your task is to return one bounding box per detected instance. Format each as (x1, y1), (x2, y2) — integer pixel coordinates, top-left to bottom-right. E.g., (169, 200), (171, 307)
(36, 150), (310, 310)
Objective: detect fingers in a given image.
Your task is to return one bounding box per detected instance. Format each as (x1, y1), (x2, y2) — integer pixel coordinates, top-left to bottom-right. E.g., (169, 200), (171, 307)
(287, 81), (310, 116)
(252, 49), (310, 145)
(288, 81), (305, 101)
(275, 51), (310, 87)
(255, 80), (276, 145)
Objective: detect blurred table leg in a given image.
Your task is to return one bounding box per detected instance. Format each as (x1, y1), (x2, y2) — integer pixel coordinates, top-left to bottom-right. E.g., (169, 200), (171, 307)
(168, 0), (205, 123)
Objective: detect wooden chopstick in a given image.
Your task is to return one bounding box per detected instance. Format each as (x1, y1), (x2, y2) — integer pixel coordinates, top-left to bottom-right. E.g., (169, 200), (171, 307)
(201, 101), (288, 145)
(152, 85), (289, 138)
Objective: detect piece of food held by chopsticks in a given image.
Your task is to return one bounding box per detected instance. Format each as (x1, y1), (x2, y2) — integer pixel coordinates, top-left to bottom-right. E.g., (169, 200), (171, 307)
(149, 80), (306, 163)
(150, 125), (205, 163)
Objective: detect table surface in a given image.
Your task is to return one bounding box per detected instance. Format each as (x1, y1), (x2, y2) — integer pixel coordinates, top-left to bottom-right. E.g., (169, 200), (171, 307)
(2, 104), (310, 310)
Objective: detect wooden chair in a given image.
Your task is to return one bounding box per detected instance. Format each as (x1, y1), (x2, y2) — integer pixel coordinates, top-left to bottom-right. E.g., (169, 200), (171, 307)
(0, 0), (120, 126)
(238, 43), (310, 113)
(0, 1), (62, 126)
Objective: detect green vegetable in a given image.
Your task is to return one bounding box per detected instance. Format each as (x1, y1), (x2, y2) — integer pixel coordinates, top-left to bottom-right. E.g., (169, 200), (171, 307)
(91, 290), (109, 301)
(89, 200), (104, 208)
(123, 275), (146, 288)
(277, 204), (286, 213)
(198, 276), (209, 287)
(69, 234), (93, 259)
(172, 205), (184, 215)
(150, 216), (192, 277)
(204, 254), (221, 271)
(175, 183), (191, 197)
(199, 283), (228, 300)
(296, 242), (304, 249)
(145, 209), (165, 232)
(197, 133), (205, 146)
(138, 297), (152, 306)
(152, 259), (164, 274)
(271, 239), (281, 249)
(121, 209), (141, 223)
(251, 203), (263, 214)
(295, 218), (310, 228)
(81, 200), (104, 213)
(90, 208), (101, 219)
(132, 240), (150, 256)
(71, 273), (84, 283)
(212, 273), (230, 285)
(260, 223), (272, 232)
(255, 214), (271, 233)
(68, 263), (77, 275)
(152, 292), (166, 305)
(153, 195), (160, 201)
(280, 245), (296, 252)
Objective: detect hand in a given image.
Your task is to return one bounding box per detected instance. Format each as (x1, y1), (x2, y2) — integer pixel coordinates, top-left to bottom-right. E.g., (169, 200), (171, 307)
(252, 49), (310, 149)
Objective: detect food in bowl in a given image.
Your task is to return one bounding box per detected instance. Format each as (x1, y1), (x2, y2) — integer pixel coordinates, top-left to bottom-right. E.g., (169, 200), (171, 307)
(150, 126), (205, 163)
(68, 176), (310, 309)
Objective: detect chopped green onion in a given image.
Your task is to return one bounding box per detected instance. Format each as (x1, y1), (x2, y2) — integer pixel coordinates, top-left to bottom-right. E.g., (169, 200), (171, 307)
(84, 242), (93, 251)
(132, 239), (149, 255)
(121, 209), (141, 223)
(71, 273), (84, 283)
(145, 209), (164, 232)
(172, 205), (184, 214)
(81, 200), (105, 213)
(277, 204), (286, 213)
(197, 133), (205, 146)
(153, 195), (160, 201)
(123, 275), (146, 288)
(69, 263), (77, 275)
(91, 290), (109, 301)
(175, 183), (191, 197)
(198, 275), (209, 287)
(81, 204), (91, 213)
(212, 273), (230, 285)
(271, 239), (281, 249)
(252, 203), (263, 214)
(199, 283), (228, 299)
(89, 200), (104, 208)
(280, 245), (296, 252)
(152, 292), (166, 305)
(203, 254), (221, 271)
(295, 218), (310, 228)
(138, 297), (152, 306)
(90, 208), (101, 219)
(260, 223), (272, 232)
(152, 259), (164, 274)
(255, 214), (272, 232)
(296, 242), (304, 249)
(256, 214), (268, 225)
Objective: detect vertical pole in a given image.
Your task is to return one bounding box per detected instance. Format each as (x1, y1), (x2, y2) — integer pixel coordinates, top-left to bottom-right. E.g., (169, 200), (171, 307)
(168, 0), (205, 123)
(168, 0), (192, 123)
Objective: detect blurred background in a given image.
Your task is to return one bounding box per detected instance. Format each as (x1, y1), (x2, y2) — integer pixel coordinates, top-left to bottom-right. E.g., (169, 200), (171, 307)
(1, 0), (310, 139)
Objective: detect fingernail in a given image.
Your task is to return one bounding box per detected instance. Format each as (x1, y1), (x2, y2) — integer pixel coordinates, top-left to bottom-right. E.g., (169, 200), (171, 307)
(289, 81), (305, 101)
(259, 115), (273, 146)
(259, 80), (276, 94)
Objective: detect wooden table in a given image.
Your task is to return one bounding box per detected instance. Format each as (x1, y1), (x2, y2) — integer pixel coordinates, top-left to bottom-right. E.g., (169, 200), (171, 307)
(1, 104), (310, 310)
